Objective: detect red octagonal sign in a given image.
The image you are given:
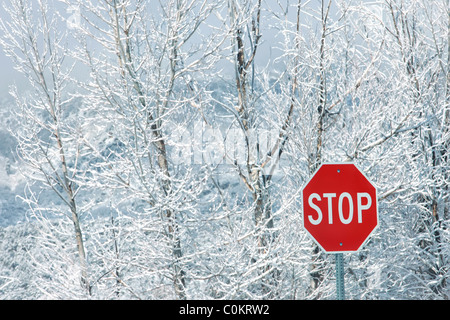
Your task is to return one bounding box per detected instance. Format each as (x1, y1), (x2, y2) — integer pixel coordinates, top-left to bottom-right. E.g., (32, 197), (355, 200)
(302, 163), (378, 253)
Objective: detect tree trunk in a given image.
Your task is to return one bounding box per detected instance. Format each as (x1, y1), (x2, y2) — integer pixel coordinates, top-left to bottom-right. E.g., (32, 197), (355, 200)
(111, 0), (187, 299)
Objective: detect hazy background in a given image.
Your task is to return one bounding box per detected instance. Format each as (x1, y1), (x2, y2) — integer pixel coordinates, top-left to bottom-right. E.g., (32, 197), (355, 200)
(0, 1), (25, 96)
(0, 0), (356, 98)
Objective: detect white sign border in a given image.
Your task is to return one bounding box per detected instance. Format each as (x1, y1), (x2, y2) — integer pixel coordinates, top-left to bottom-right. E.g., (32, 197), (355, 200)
(301, 162), (379, 254)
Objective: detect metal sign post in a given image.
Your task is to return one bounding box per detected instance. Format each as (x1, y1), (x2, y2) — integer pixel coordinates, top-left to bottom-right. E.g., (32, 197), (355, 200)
(302, 163), (379, 300)
(335, 253), (345, 300)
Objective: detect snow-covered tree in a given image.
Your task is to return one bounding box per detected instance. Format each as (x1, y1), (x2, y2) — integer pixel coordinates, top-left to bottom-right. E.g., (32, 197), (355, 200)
(0, 0), (92, 297)
(67, 0), (225, 299)
(1, 0), (449, 300)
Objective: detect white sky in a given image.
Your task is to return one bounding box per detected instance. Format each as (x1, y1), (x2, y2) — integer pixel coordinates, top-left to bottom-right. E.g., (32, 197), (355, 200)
(0, 0), (383, 98)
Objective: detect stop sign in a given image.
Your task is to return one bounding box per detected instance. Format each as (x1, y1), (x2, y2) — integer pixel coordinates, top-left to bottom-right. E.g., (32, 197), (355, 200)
(302, 163), (378, 253)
